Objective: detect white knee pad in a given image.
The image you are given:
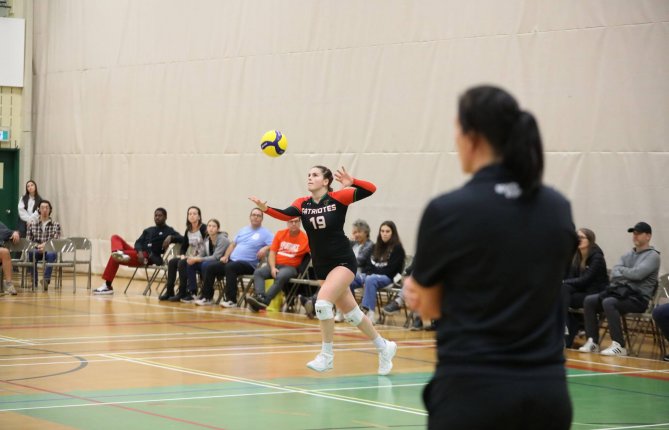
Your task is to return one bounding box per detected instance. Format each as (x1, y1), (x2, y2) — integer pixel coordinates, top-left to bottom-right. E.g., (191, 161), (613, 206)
(344, 307), (364, 327)
(315, 300), (334, 320)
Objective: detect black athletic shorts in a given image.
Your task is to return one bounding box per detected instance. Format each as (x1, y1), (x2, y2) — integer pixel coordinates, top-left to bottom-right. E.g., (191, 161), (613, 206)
(313, 254), (357, 280)
(423, 373), (572, 430)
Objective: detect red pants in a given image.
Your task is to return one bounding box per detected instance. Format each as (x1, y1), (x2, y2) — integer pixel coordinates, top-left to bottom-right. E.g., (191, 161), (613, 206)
(101, 235), (147, 282)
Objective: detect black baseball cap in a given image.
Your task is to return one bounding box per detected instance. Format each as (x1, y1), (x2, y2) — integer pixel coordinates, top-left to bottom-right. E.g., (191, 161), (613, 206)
(627, 222), (652, 234)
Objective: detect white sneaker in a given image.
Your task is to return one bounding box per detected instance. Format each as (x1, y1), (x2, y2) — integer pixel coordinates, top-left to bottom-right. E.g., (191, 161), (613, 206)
(578, 337), (599, 353)
(334, 310), (343, 323)
(93, 284), (114, 295)
(220, 300), (236, 308)
(111, 250), (130, 263)
(601, 341), (627, 356)
(378, 340), (397, 375)
(6, 284), (17, 296)
(195, 298), (213, 306)
(306, 352), (334, 372)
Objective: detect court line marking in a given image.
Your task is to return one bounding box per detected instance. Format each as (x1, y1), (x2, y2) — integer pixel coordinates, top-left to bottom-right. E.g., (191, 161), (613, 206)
(591, 423), (669, 430)
(0, 343), (434, 367)
(104, 353), (428, 416)
(0, 336), (35, 346)
(0, 381), (429, 413)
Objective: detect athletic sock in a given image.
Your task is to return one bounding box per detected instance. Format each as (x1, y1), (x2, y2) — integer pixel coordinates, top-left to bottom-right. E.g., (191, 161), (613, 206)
(322, 342), (334, 355)
(373, 336), (386, 351)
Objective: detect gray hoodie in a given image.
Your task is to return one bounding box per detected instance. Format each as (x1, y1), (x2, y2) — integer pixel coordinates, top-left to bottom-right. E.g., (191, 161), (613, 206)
(610, 246), (661, 300)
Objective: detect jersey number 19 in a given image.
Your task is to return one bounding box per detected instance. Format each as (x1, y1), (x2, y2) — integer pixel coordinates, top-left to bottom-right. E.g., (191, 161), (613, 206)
(309, 216), (326, 230)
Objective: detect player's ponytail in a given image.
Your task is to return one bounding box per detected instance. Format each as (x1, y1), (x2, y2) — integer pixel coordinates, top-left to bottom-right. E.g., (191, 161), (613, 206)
(458, 85), (543, 195)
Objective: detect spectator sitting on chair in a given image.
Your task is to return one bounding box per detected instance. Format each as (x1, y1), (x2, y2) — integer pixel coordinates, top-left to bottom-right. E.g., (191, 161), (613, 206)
(247, 217), (310, 312)
(381, 262), (434, 331)
(159, 206), (207, 301)
(17, 180), (43, 238)
(349, 221), (405, 324)
(27, 200), (61, 291)
(351, 219), (374, 273)
(579, 222), (660, 356)
(652, 302), (669, 362)
(94, 207), (182, 295)
(0, 221), (21, 295)
(189, 219), (231, 306)
(562, 228), (608, 348)
(199, 208), (273, 308)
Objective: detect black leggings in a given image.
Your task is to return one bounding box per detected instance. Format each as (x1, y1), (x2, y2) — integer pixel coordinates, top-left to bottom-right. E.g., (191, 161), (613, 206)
(424, 373), (572, 430)
(165, 257), (189, 296)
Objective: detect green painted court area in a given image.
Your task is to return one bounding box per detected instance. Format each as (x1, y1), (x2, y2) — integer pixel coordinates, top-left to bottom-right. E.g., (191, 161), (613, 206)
(2, 369), (668, 429)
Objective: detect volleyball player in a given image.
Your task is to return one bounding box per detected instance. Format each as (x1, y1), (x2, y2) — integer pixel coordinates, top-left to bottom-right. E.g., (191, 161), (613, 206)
(249, 166), (397, 375)
(405, 85), (577, 429)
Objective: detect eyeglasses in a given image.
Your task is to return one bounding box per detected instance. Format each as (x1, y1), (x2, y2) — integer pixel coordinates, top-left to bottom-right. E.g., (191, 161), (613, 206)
(250, 214), (263, 217)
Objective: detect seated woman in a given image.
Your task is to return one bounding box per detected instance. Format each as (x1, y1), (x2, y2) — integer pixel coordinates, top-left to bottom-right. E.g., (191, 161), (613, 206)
(351, 221), (406, 324)
(562, 227), (608, 347)
(160, 206), (207, 301)
(191, 219), (231, 305)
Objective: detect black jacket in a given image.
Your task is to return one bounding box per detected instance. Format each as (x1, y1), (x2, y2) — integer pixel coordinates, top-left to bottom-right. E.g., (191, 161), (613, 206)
(180, 224), (207, 254)
(134, 224), (182, 259)
(563, 244), (608, 294)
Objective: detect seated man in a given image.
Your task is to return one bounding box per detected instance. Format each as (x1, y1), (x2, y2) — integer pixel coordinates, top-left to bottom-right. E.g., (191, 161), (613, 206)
(26, 200), (61, 290)
(247, 217), (310, 312)
(0, 221), (20, 295)
(652, 302), (669, 362)
(94, 207), (182, 295)
(579, 222), (661, 356)
(199, 208), (273, 307)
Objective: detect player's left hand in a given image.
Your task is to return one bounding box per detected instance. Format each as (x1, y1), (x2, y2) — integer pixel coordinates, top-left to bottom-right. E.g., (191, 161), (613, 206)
(248, 196), (268, 212)
(334, 166), (353, 188)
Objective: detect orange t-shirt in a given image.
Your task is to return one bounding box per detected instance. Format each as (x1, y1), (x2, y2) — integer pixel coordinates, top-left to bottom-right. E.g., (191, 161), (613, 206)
(271, 228), (310, 267)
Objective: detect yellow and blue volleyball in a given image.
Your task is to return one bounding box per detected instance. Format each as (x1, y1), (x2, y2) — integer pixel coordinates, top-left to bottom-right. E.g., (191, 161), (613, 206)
(260, 130), (288, 157)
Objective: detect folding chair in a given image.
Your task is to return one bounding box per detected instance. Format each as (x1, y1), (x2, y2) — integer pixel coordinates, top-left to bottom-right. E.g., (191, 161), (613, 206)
(622, 274), (669, 357)
(69, 237), (92, 290)
(3, 238), (34, 290)
(376, 255), (413, 325)
(123, 243), (181, 295)
(39, 238), (77, 293)
(283, 255), (319, 313)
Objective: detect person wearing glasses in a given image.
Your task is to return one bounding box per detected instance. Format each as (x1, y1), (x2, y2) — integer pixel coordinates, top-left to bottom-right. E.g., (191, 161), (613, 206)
(561, 228), (608, 347)
(246, 217), (310, 312)
(198, 208), (273, 308)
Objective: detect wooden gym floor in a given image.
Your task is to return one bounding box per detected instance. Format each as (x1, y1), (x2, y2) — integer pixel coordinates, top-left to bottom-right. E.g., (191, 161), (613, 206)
(1, 275), (668, 429)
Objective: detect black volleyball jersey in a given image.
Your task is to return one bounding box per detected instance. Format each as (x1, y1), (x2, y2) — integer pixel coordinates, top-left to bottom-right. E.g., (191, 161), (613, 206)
(265, 179), (376, 265)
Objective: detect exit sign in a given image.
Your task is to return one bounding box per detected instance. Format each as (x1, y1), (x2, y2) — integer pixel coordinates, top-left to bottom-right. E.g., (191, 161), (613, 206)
(0, 129), (9, 141)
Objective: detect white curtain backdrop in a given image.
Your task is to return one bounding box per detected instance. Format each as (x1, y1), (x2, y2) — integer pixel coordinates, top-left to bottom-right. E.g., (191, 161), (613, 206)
(31, 0), (669, 275)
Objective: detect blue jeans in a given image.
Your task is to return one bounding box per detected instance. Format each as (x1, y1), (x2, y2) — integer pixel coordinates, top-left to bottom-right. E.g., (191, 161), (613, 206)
(28, 250), (57, 284)
(350, 273), (392, 311)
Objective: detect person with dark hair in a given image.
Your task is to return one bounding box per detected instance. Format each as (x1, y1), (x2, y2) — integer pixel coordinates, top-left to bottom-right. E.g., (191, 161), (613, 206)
(26, 200), (61, 290)
(190, 219), (231, 306)
(160, 206), (207, 301)
(579, 222), (660, 356)
(94, 208), (181, 295)
(562, 228), (608, 347)
(404, 85), (576, 429)
(197, 208), (273, 307)
(350, 221), (405, 323)
(249, 166), (398, 375)
(0, 220), (20, 295)
(17, 180), (43, 238)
